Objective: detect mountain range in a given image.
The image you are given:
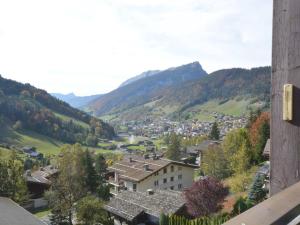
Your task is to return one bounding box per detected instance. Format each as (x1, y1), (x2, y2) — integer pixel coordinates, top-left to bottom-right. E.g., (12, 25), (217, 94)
(52, 61), (271, 123)
(51, 93), (102, 109)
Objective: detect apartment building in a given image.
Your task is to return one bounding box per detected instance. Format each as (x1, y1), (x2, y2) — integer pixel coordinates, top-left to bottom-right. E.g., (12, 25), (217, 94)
(108, 155), (198, 194)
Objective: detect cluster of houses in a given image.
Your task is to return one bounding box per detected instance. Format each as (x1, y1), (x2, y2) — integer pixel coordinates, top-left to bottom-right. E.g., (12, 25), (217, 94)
(118, 112), (248, 140)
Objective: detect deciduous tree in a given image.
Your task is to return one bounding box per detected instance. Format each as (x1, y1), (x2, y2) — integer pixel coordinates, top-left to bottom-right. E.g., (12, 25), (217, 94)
(184, 177), (228, 217)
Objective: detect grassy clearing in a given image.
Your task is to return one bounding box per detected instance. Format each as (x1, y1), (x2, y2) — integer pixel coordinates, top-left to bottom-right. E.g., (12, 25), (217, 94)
(127, 145), (146, 151)
(192, 98), (254, 117)
(33, 208), (51, 218)
(13, 130), (64, 156)
(54, 112), (89, 129)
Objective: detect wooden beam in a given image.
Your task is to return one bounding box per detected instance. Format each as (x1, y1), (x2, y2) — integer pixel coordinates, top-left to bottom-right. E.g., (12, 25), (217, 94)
(271, 0), (300, 195)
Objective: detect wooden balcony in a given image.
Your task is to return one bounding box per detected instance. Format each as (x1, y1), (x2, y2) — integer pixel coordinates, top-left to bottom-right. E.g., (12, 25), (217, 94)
(223, 181), (300, 225)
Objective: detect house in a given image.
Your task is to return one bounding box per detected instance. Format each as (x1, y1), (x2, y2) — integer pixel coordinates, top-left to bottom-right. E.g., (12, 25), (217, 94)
(186, 140), (220, 166)
(22, 146), (43, 159)
(0, 197), (45, 225)
(108, 155), (198, 194)
(25, 165), (58, 209)
(104, 189), (186, 225)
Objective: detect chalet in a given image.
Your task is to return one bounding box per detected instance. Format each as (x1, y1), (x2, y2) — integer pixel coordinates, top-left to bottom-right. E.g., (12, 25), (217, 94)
(185, 140), (220, 165)
(104, 189), (186, 225)
(108, 155), (198, 194)
(25, 165), (58, 209)
(0, 197), (45, 225)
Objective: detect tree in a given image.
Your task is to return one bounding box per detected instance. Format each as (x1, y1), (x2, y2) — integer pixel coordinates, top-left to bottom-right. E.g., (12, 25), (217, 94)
(95, 154), (110, 201)
(12, 120), (23, 130)
(249, 112), (270, 163)
(86, 135), (98, 147)
(0, 151), (28, 204)
(202, 146), (230, 180)
(159, 213), (169, 225)
(165, 133), (181, 161)
(231, 197), (250, 216)
(46, 144), (87, 225)
(222, 129), (252, 175)
(183, 177), (229, 217)
(82, 150), (98, 193)
(209, 122), (220, 140)
(226, 172), (253, 193)
(248, 174), (267, 204)
(76, 196), (113, 225)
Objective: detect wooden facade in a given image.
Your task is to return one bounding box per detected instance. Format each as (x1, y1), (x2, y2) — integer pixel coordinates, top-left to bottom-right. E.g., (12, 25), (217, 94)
(271, 0), (300, 195)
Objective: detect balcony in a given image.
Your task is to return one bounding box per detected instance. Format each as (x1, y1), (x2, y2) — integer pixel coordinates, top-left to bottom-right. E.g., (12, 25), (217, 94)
(223, 181), (300, 225)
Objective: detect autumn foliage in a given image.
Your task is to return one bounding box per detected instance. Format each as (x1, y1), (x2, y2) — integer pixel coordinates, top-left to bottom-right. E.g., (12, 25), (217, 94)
(184, 177), (229, 217)
(249, 112), (270, 147)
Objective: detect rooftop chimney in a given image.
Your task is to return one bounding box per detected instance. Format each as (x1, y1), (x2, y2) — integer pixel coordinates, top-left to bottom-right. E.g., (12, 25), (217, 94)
(147, 189), (154, 195)
(143, 164), (150, 171)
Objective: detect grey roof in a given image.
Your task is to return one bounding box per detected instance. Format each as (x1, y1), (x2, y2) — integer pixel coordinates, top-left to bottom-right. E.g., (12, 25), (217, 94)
(109, 155), (198, 182)
(263, 139), (270, 156)
(25, 165), (58, 185)
(104, 190), (185, 221)
(0, 197), (46, 225)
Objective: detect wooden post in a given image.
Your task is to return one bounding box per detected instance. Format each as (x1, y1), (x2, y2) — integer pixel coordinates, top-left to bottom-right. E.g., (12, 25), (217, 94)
(271, 0), (300, 195)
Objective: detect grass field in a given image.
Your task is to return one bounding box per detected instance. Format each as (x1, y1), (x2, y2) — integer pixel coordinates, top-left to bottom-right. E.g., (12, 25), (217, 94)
(191, 98), (255, 117)
(54, 112), (90, 129)
(127, 145), (146, 151)
(33, 208), (51, 219)
(13, 130), (64, 155)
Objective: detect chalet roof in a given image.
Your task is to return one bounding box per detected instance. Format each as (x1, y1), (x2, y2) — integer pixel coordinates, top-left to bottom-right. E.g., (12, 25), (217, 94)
(0, 197), (46, 225)
(263, 139), (270, 156)
(104, 190), (185, 222)
(108, 155), (198, 182)
(186, 140), (220, 154)
(25, 165), (58, 185)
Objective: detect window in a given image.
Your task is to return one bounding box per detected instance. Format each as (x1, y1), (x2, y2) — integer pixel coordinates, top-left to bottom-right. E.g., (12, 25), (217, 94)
(133, 183), (137, 191)
(154, 180), (159, 186)
(163, 178), (167, 184)
(154, 171), (159, 176)
(170, 186), (174, 190)
(171, 165), (174, 172)
(163, 168), (167, 174)
(178, 174), (182, 180)
(170, 177), (174, 182)
(178, 166), (182, 171)
(178, 184), (182, 189)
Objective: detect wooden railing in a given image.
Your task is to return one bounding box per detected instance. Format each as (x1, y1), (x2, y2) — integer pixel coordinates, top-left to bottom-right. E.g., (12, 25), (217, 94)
(223, 181), (300, 225)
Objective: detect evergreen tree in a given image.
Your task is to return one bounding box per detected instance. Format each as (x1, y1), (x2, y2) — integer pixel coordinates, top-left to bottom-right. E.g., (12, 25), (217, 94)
(159, 213), (169, 225)
(248, 174), (267, 204)
(231, 197), (249, 216)
(209, 122), (220, 140)
(165, 133), (181, 161)
(83, 150), (97, 193)
(95, 154), (110, 201)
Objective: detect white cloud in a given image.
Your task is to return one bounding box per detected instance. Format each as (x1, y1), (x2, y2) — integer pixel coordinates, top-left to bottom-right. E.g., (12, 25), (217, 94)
(0, 0), (272, 95)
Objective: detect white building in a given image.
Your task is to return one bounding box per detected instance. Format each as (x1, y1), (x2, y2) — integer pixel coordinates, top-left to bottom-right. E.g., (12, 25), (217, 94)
(108, 155), (198, 194)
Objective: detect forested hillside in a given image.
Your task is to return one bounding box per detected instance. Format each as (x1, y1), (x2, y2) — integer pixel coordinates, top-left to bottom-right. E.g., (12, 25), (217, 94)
(0, 75), (115, 146)
(87, 65), (271, 121)
(88, 62), (207, 115)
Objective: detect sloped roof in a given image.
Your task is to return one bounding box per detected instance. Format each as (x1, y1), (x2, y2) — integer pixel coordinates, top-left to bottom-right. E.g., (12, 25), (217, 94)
(109, 155), (198, 182)
(25, 165), (58, 185)
(0, 197), (46, 225)
(104, 190), (185, 221)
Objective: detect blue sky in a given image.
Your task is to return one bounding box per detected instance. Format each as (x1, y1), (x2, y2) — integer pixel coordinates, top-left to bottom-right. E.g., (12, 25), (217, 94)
(0, 0), (272, 95)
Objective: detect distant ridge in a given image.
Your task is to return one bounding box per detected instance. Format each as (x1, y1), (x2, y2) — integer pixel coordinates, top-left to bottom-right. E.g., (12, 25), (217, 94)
(52, 92), (103, 109)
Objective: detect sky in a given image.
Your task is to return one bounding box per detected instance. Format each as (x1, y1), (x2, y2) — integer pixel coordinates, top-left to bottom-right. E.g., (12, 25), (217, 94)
(0, 0), (272, 96)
